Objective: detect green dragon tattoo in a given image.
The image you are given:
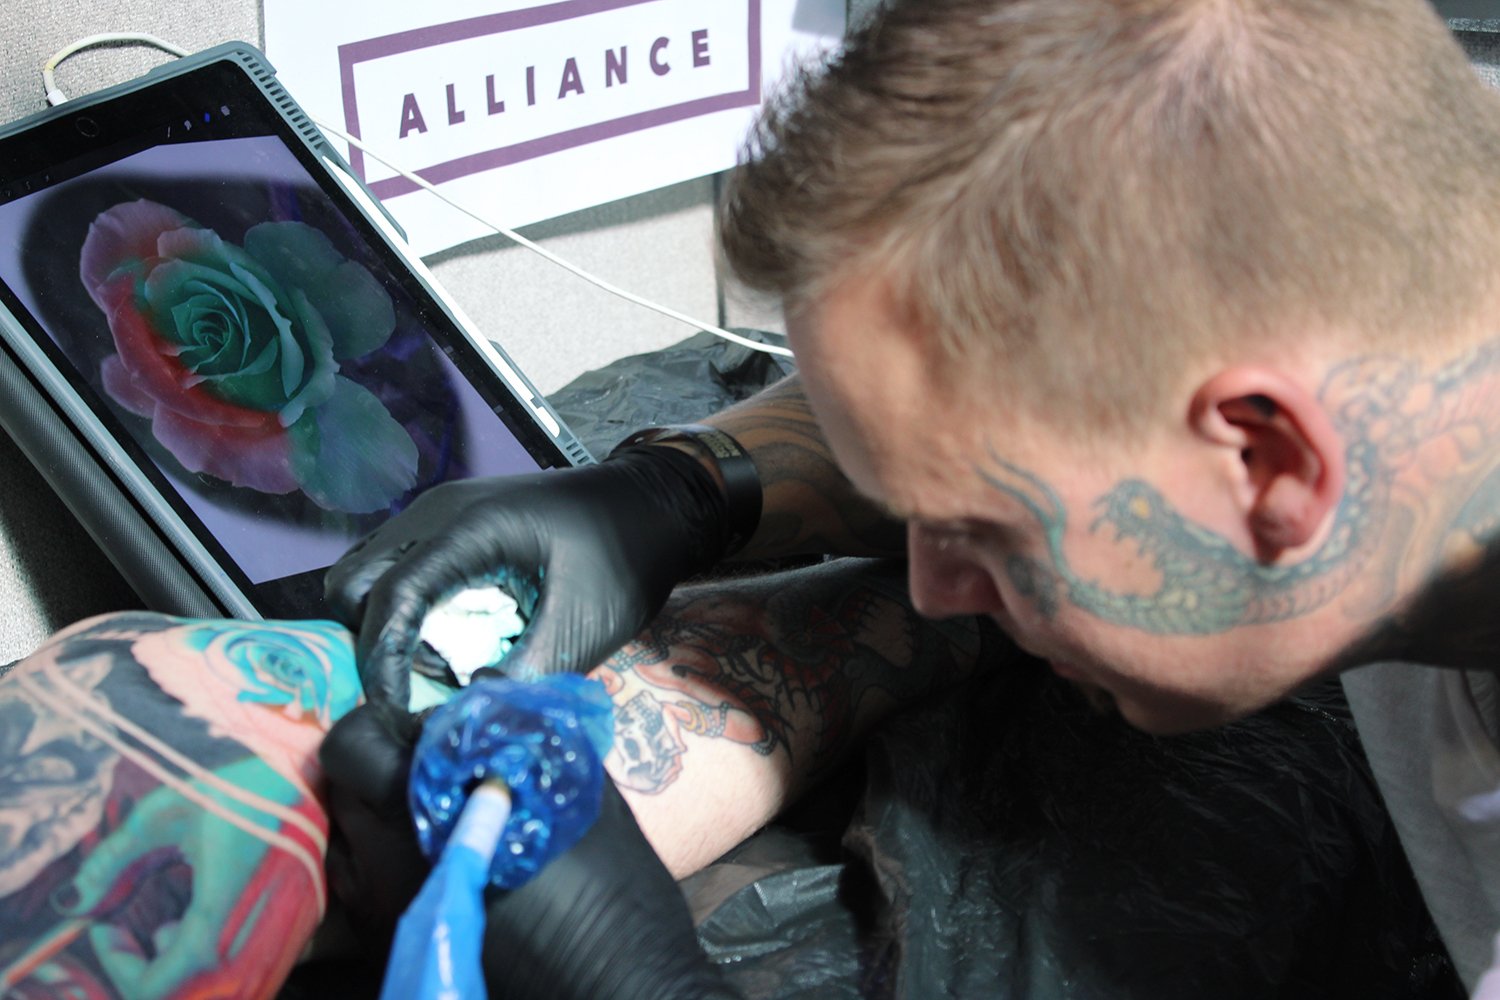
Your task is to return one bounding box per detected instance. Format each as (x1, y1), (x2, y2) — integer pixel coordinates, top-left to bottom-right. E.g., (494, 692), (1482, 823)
(981, 342), (1500, 635)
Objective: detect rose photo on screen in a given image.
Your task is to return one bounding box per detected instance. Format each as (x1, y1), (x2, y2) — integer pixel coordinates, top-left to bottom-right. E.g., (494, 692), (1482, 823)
(0, 133), (551, 587)
(15, 161), (480, 545)
(79, 198), (419, 515)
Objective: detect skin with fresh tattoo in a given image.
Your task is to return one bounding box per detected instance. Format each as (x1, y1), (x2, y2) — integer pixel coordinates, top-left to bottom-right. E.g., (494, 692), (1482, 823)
(600, 556), (992, 876)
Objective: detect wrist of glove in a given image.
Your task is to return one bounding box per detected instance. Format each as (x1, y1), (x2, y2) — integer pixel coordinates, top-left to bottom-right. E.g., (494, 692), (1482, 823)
(609, 424), (762, 558)
(607, 442), (739, 580)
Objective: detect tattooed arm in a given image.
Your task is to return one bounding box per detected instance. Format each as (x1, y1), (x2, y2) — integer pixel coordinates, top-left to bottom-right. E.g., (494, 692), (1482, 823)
(597, 555), (991, 877)
(0, 613), (357, 1000)
(705, 374), (906, 559)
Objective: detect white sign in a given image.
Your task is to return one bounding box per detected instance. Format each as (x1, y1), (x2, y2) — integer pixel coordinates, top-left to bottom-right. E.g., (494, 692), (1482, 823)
(265, 0), (844, 255)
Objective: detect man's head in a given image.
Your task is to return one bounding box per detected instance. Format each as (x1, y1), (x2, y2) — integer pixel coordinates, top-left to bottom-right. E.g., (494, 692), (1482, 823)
(722, 0), (1500, 436)
(721, 0), (1500, 731)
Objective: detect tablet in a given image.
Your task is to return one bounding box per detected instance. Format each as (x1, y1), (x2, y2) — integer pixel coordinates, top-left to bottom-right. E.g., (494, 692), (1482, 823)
(0, 42), (591, 621)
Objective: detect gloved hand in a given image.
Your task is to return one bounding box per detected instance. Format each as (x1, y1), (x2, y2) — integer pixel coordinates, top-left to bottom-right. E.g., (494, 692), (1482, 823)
(319, 702), (737, 1000)
(320, 702), (431, 945)
(325, 446), (734, 709)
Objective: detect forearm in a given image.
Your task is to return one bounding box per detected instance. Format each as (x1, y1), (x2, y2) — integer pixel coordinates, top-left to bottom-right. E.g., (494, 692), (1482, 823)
(0, 613), (352, 1000)
(593, 557), (992, 877)
(705, 374), (905, 559)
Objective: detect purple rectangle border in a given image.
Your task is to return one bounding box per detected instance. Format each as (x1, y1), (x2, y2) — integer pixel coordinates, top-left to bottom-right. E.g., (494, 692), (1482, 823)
(338, 0), (763, 199)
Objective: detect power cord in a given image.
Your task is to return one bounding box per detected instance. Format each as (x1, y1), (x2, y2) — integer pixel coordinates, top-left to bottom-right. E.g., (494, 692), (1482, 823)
(44, 34), (189, 108)
(313, 116), (788, 358)
(41, 34), (793, 360)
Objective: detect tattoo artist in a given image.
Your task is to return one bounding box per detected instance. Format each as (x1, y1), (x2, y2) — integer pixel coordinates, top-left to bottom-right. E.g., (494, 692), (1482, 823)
(322, 0), (1500, 997)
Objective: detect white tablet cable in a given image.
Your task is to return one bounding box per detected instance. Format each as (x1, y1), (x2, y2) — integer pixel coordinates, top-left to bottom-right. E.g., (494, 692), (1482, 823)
(41, 34), (793, 360)
(43, 33), (190, 108)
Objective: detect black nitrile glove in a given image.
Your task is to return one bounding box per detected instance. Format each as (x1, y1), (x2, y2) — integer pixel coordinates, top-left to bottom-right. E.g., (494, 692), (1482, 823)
(319, 702), (737, 1000)
(321, 702), (430, 945)
(325, 446), (733, 709)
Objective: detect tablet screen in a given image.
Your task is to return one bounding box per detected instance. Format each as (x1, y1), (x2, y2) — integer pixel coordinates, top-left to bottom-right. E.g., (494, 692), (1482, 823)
(0, 55), (574, 617)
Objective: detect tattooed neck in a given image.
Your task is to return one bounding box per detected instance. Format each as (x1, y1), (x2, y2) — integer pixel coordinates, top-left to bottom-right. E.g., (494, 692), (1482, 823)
(979, 338), (1500, 643)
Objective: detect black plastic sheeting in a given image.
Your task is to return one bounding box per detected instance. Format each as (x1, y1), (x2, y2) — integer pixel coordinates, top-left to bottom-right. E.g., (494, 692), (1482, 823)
(546, 328), (796, 459)
(686, 666), (1463, 998)
(552, 330), (1464, 999)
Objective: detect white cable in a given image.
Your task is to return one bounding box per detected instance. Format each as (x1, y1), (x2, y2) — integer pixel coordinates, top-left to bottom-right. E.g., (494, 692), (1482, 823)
(41, 34), (793, 360)
(44, 34), (190, 107)
(311, 116), (792, 359)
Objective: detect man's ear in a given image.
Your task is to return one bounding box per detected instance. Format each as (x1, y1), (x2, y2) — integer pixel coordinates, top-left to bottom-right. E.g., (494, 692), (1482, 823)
(1187, 368), (1346, 562)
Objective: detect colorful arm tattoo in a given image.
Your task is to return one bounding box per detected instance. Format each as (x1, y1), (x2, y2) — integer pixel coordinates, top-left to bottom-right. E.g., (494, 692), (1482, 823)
(596, 557), (992, 796)
(710, 374), (907, 559)
(0, 612), (358, 1000)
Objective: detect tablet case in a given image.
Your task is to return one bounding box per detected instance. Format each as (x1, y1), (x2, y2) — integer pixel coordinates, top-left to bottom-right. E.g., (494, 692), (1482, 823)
(0, 43), (591, 620)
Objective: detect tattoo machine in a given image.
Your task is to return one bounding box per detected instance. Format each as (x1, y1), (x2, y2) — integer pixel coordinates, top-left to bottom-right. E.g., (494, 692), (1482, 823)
(380, 586), (615, 1000)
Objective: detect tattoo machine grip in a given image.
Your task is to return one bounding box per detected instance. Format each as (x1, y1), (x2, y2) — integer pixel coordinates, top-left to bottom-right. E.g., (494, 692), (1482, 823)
(381, 674), (615, 999)
(406, 672), (616, 888)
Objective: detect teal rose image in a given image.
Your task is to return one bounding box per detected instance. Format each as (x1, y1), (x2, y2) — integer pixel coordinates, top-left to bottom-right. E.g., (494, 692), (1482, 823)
(79, 199), (418, 513)
(179, 618), (362, 727)
(136, 618), (361, 787)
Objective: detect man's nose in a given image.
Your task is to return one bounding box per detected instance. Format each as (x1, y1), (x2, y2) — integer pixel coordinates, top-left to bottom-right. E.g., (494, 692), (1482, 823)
(906, 523), (1005, 620)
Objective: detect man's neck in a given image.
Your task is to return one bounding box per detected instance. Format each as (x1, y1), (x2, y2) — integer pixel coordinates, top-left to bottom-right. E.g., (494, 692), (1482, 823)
(1324, 334), (1500, 671)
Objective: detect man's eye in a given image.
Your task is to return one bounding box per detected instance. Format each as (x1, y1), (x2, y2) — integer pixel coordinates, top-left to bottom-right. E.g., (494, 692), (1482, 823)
(930, 522), (984, 543)
(940, 523), (1028, 557)
(924, 528), (981, 554)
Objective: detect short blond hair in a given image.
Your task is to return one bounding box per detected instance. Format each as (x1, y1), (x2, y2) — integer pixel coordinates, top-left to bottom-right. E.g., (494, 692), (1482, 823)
(720, 0), (1500, 433)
